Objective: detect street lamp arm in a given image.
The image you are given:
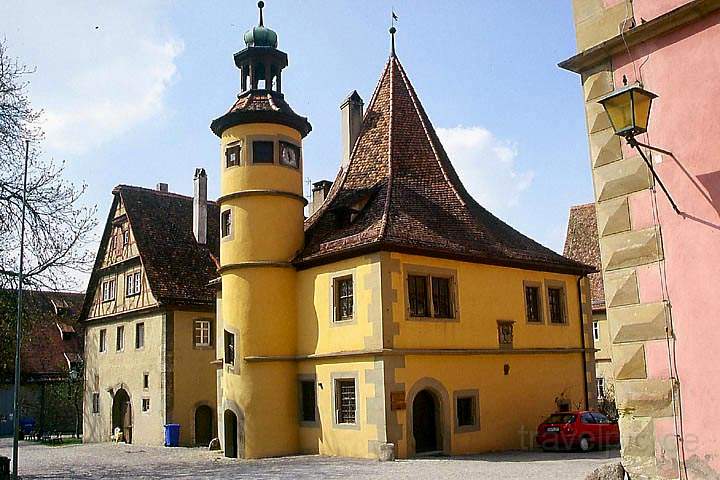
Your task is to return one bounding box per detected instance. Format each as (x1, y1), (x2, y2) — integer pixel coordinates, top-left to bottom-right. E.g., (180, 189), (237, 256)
(626, 137), (682, 216)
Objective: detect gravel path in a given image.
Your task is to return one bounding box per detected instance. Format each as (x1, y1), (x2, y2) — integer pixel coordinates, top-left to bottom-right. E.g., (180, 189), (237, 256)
(0, 438), (619, 479)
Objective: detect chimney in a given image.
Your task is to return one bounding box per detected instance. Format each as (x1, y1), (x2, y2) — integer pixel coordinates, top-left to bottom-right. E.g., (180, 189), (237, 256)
(340, 90), (363, 168)
(310, 180), (332, 216)
(156, 182), (169, 192)
(193, 168), (207, 245)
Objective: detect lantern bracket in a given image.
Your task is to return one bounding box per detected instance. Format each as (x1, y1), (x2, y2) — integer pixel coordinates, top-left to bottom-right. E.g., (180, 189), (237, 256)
(626, 137), (681, 215)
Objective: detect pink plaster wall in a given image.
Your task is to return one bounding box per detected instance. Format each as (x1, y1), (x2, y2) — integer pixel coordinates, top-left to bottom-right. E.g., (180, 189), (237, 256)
(632, 0), (694, 24)
(612, 11), (720, 472)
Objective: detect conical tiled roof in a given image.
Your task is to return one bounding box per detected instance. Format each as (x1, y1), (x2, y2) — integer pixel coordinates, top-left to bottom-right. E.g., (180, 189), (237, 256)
(297, 54), (591, 275)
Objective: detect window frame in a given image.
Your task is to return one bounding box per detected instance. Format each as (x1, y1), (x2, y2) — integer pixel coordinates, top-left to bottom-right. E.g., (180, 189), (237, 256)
(141, 397), (150, 413)
(333, 275), (354, 323)
(545, 280), (568, 325)
(143, 372), (149, 390)
(193, 319), (213, 348)
(523, 281), (544, 324)
(298, 374), (318, 426)
(592, 321), (600, 342)
(407, 274), (430, 318)
(225, 141), (243, 168)
(453, 389), (480, 433)
(99, 329), (107, 353)
(405, 266), (458, 321)
(224, 330), (235, 366)
(596, 377), (605, 399)
(251, 140), (275, 164)
(279, 140), (301, 169)
(126, 271), (141, 297)
(135, 322), (145, 350)
(101, 278), (116, 302)
(221, 209), (232, 239)
(334, 378), (357, 426)
(116, 325), (124, 352)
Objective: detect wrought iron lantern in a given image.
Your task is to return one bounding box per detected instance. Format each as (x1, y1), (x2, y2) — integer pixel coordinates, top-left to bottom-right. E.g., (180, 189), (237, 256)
(597, 83), (657, 138)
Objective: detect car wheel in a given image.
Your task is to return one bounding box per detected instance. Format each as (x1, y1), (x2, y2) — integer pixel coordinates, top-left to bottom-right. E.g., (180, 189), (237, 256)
(579, 436), (593, 452)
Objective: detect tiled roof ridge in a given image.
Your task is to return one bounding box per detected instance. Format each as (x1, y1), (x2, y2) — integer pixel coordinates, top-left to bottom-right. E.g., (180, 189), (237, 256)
(379, 55), (396, 240)
(113, 184), (218, 205)
(570, 202), (595, 210)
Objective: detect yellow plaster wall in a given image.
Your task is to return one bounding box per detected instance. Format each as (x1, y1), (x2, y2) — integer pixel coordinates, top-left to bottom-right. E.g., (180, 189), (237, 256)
(171, 310), (218, 446)
(83, 312), (166, 445)
(296, 255), (383, 356)
(388, 253), (584, 350)
(392, 353), (587, 457)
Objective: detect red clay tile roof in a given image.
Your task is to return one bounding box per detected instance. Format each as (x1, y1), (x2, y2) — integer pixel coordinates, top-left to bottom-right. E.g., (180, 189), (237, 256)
(210, 89), (311, 137)
(80, 186), (220, 321)
(297, 55), (592, 275)
(564, 203), (605, 310)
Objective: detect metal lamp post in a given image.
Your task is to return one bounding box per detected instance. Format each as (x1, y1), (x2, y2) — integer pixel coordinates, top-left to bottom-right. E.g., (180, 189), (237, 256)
(597, 80), (680, 214)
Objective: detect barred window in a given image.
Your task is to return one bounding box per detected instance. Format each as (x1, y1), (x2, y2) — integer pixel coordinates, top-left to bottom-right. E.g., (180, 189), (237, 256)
(194, 320), (212, 347)
(300, 380), (316, 423)
(334, 276), (353, 321)
(548, 287), (566, 324)
(92, 393), (100, 414)
(336, 379), (356, 424)
(408, 275), (429, 317)
(432, 277), (452, 318)
(525, 285), (541, 323)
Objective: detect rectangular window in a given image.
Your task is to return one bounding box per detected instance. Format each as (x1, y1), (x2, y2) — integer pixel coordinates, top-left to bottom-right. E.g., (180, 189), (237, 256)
(548, 287), (566, 324)
(336, 379), (356, 425)
(92, 393), (100, 414)
(279, 141), (300, 168)
(225, 142), (242, 167)
(597, 377), (605, 399)
(408, 275), (429, 317)
(99, 329), (107, 353)
(456, 396), (476, 428)
(252, 141), (274, 164)
(194, 320), (212, 347)
(142, 398), (150, 412)
(101, 279), (116, 302)
(135, 322), (145, 349)
(300, 380), (317, 423)
(224, 330), (235, 365)
(593, 321), (600, 341)
(525, 285), (542, 323)
(116, 325), (124, 351)
(432, 276), (452, 318)
(334, 276), (353, 322)
(221, 210), (232, 238)
(143, 373), (149, 390)
(126, 271), (141, 296)
(123, 229), (130, 246)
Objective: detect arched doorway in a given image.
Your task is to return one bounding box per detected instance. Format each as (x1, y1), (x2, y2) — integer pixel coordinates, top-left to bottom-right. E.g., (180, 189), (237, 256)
(112, 388), (132, 444)
(195, 405), (213, 446)
(412, 389), (440, 454)
(224, 409), (237, 458)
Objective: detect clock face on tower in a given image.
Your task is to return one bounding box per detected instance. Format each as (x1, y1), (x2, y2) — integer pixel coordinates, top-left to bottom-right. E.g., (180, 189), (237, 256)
(280, 141), (300, 169)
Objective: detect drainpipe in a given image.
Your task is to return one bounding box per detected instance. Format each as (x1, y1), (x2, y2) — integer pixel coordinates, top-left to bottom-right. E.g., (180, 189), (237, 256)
(577, 275), (590, 410)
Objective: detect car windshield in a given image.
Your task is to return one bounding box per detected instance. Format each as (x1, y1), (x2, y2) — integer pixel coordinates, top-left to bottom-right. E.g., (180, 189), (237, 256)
(543, 414), (576, 424)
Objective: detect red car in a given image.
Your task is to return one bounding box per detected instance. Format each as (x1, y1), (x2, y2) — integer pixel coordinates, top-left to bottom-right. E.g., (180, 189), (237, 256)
(536, 411), (620, 452)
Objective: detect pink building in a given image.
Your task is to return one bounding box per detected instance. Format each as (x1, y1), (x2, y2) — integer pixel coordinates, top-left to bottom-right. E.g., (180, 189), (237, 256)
(561, 0), (720, 478)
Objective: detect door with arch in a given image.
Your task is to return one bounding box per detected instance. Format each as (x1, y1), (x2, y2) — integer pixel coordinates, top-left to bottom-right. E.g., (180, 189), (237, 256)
(195, 405), (213, 446)
(224, 409), (237, 458)
(412, 389), (440, 454)
(112, 388), (132, 444)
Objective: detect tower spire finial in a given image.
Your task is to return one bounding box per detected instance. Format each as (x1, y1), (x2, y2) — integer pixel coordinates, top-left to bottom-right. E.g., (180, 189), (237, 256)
(258, 1), (265, 27)
(389, 10), (398, 56)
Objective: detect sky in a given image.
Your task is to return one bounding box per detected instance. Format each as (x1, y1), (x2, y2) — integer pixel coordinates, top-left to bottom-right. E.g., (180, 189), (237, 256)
(0, 0), (594, 290)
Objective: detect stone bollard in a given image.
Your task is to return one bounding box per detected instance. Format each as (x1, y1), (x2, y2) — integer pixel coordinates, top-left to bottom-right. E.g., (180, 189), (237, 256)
(378, 443), (395, 462)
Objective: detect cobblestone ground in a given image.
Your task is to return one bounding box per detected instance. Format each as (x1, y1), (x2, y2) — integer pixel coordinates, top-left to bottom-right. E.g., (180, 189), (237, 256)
(0, 438), (619, 479)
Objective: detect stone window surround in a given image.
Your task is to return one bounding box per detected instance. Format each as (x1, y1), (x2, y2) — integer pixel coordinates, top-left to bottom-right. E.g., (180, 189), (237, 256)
(141, 396), (150, 414)
(220, 208), (234, 242)
(453, 388), (480, 434)
(297, 373), (319, 427)
(330, 371), (360, 430)
(329, 269), (356, 326)
(545, 279), (569, 326)
(193, 318), (215, 349)
(403, 264), (459, 322)
(523, 280), (545, 325)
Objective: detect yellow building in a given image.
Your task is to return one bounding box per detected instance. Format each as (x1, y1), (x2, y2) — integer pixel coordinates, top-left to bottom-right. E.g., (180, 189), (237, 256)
(80, 173), (218, 447)
(211, 3), (597, 460)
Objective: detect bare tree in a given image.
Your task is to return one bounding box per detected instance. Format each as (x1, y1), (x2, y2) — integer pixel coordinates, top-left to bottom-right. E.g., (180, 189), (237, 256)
(0, 38), (97, 292)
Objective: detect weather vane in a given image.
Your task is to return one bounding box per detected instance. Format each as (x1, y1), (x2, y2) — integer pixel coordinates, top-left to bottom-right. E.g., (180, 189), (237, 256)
(390, 9), (398, 55)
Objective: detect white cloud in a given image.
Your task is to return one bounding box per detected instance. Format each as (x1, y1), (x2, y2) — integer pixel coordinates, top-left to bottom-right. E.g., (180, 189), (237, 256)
(0, 1), (183, 154)
(437, 126), (534, 216)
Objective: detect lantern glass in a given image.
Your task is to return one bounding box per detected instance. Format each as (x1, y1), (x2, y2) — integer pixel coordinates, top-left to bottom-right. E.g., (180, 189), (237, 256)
(598, 85), (657, 137)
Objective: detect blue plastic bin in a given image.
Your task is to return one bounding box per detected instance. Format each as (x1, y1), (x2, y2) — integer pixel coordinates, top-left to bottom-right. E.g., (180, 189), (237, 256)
(164, 424), (180, 447)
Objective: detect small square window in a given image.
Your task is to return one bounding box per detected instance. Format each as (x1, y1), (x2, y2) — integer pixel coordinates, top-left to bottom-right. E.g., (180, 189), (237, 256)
(300, 380), (316, 423)
(224, 330), (235, 365)
(142, 398), (150, 412)
(116, 325), (124, 351)
(336, 379), (356, 425)
(334, 276), (353, 322)
(135, 322), (145, 349)
(252, 141), (274, 164)
(408, 275), (429, 317)
(194, 320), (212, 347)
(548, 286), (566, 324)
(92, 393), (100, 414)
(99, 329), (107, 353)
(143, 373), (149, 390)
(225, 142), (242, 168)
(221, 210), (232, 238)
(279, 141), (300, 168)
(525, 285), (542, 323)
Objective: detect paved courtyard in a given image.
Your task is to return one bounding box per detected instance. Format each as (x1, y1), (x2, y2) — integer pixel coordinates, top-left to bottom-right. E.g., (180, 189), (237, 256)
(0, 438), (619, 479)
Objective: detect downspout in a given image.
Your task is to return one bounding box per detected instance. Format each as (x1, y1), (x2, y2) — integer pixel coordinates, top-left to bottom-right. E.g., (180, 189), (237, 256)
(577, 275), (590, 410)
